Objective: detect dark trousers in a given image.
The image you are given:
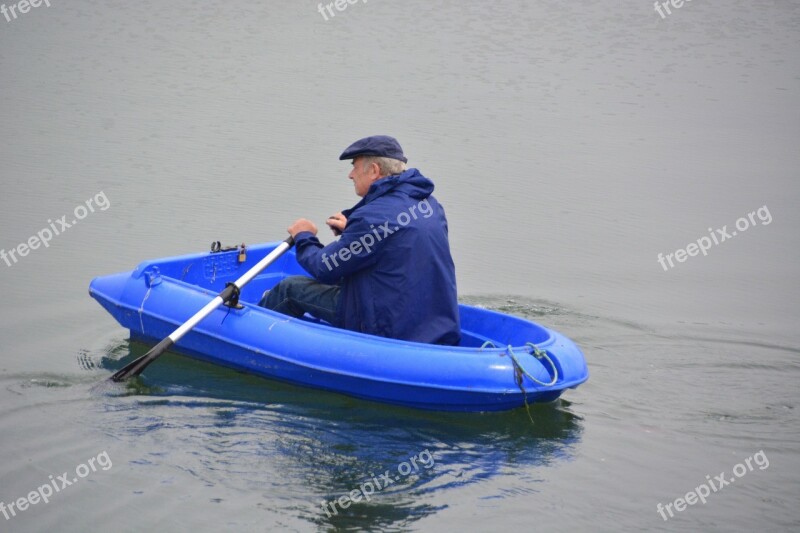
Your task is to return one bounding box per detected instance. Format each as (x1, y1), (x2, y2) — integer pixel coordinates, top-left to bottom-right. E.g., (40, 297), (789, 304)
(258, 276), (341, 326)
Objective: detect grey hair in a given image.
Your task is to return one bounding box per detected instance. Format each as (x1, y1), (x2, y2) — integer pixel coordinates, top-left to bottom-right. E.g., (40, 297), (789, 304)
(361, 156), (407, 177)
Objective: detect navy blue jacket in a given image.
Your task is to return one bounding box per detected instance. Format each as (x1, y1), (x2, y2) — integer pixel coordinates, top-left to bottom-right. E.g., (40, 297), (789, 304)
(293, 168), (461, 345)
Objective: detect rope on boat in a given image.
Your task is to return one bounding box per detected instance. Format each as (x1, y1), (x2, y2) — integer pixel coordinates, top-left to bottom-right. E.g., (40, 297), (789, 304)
(480, 339), (557, 424)
(506, 343), (558, 387)
(485, 340), (535, 424)
(138, 285), (152, 334)
(481, 340), (558, 387)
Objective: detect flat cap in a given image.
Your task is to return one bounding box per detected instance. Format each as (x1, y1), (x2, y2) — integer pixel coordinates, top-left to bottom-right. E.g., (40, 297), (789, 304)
(338, 135), (407, 163)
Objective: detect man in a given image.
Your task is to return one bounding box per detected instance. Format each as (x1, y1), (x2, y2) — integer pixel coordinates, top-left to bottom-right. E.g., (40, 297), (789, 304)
(259, 135), (460, 346)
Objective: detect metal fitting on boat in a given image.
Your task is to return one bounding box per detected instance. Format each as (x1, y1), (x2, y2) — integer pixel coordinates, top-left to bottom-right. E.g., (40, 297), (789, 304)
(143, 267), (162, 287)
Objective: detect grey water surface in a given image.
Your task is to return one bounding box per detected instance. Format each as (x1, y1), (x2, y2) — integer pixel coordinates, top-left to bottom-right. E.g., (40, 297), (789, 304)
(1, 1), (798, 531)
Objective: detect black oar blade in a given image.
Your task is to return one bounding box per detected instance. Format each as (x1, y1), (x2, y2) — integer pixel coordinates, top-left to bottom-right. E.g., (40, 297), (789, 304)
(110, 337), (174, 382)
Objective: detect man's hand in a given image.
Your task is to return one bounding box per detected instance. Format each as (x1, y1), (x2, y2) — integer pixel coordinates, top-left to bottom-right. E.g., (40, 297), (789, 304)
(288, 218), (318, 238)
(326, 212), (347, 236)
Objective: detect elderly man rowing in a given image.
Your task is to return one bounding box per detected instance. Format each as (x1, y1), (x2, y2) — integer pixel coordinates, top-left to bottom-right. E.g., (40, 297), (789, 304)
(259, 135), (460, 346)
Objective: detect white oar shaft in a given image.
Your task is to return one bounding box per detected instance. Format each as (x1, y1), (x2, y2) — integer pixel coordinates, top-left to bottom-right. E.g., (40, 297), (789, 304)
(168, 295), (225, 342)
(111, 237), (295, 382)
(233, 239), (293, 288)
(167, 239), (293, 344)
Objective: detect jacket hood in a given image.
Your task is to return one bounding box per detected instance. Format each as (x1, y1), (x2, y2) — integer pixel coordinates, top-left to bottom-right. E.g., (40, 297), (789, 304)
(364, 168), (434, 203)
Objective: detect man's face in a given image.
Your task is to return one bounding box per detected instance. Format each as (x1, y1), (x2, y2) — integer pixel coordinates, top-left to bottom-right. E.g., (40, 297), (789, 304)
(349, 156), (380, 197)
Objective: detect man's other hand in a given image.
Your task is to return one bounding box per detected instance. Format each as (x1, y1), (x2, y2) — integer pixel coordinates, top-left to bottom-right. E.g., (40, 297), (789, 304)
(326, 213), (347, 236)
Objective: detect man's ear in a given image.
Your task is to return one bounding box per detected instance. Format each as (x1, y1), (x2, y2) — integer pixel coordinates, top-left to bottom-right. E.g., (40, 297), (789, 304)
(369, 161), (381, 179)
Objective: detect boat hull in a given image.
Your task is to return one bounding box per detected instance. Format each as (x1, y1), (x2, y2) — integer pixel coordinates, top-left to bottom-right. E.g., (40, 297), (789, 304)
(89, 242), (589, 412)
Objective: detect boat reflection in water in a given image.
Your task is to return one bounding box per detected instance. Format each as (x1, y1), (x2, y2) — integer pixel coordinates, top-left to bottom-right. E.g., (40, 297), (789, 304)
(93, 338), (584, 531)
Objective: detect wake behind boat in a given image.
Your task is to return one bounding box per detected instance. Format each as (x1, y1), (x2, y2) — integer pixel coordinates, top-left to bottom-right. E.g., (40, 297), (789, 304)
(89, 241), (589, 412)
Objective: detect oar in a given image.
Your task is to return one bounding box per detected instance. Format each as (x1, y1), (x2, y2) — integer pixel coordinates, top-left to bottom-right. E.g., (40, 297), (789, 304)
(110, 236), (295, 382)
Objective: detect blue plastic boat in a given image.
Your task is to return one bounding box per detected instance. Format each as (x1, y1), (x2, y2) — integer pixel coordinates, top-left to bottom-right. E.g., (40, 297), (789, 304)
(88, 241), (589, 411)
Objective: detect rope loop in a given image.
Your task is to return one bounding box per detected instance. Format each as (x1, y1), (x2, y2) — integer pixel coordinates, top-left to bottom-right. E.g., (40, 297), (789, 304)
(507, 344), (558, 387)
